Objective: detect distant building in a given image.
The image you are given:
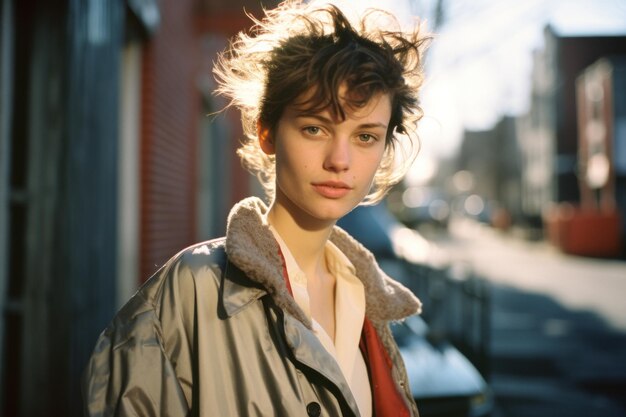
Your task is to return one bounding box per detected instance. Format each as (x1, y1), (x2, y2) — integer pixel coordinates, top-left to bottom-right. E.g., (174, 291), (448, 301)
(456, 116), (523, 225)
(518, 26), (626, 225)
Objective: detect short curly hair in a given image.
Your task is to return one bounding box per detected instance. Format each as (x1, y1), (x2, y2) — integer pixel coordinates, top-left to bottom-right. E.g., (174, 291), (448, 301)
(214, 0), (430, 203)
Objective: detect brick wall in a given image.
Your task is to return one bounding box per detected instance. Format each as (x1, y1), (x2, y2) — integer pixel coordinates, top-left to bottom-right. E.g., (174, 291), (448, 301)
(140, 0), (201, 280)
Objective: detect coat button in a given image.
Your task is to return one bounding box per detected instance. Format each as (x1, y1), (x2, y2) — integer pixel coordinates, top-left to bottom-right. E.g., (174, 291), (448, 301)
(306, 402), (321, 417)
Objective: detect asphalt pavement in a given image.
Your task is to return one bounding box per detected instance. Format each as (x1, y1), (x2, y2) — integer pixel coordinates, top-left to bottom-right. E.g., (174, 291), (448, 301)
(427, 219), (626, 417)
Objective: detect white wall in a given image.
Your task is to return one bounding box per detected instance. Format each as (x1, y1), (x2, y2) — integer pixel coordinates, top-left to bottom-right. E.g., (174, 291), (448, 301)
(117, 41), (142, 308)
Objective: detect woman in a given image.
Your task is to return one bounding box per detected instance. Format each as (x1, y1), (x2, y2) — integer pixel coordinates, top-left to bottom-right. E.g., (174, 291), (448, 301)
(83, 1), (429, 416)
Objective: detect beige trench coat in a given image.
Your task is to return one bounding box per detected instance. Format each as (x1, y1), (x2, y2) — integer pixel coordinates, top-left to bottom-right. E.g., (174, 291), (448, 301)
(82, 197), (421, 417)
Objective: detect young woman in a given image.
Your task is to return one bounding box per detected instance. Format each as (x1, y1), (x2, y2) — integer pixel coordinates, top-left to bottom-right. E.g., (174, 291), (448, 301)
(83, 1), (429, 416)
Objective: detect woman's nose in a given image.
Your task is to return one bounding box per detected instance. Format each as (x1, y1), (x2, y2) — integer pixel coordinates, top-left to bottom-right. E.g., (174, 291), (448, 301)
(323, 138), (350, 172)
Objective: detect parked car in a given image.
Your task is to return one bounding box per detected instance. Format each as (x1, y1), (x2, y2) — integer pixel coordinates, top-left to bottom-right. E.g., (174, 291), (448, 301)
(338, 204), (493, 417)
(391, 315), (493, 417)
(396, 186), (451, 229)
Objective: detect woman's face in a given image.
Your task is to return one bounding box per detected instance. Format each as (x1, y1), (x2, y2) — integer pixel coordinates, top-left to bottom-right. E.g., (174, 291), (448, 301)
(261, 90), (391, 228)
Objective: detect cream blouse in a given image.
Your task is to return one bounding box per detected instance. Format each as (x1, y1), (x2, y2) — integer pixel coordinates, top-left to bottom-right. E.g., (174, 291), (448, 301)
(269, 226), (372, 417)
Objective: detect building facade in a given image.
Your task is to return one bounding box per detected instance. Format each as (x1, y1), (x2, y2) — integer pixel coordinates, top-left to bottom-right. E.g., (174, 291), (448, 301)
(0, 0), (275, 415)
(519, 26), (626, 221)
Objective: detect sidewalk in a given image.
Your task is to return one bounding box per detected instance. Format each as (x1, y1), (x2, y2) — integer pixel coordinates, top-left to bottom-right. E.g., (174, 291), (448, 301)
(427, 219), (626, 416)
(438, 219), (626, 331)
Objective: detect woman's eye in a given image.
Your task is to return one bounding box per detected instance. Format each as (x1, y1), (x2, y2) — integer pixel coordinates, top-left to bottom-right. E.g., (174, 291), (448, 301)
(304, 126), (321, 136)
(358, 133), (376, 143)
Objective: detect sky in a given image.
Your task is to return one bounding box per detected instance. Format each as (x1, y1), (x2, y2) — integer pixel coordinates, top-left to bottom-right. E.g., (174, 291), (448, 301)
(404, 0), (626, 185)
(419, 0), (626, 156)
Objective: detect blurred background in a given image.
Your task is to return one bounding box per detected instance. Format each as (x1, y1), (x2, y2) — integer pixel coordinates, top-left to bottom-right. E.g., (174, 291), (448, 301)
(1, 0), (625, 416)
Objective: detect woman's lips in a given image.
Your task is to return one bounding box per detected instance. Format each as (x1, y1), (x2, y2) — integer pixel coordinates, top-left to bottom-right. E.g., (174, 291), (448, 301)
(312, 181), (352, 199)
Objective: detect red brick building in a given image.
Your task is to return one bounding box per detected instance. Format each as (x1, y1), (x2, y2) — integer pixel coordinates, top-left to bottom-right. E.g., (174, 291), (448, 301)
(0, 0), (276, 415)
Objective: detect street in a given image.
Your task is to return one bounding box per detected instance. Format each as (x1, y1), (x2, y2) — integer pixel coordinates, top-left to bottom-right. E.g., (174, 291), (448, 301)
(429, 219), (626, 417)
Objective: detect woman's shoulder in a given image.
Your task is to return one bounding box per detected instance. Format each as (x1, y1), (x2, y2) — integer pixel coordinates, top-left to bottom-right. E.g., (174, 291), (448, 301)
(83, 239), (231, 414)
(142, 237), (228, 304)
(105, 238), (228, 333)
(168, 237), (229, 274)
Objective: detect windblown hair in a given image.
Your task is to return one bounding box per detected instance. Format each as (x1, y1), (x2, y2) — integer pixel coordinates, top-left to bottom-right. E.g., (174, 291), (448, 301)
(214, 0), (430, 203)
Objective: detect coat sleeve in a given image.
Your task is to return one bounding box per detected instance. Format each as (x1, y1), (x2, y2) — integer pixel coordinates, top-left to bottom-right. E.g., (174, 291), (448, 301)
(81, 296), (190, 417)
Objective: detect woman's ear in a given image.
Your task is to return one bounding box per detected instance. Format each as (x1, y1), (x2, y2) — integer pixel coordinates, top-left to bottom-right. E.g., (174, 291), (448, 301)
(257, 120), (275, 155)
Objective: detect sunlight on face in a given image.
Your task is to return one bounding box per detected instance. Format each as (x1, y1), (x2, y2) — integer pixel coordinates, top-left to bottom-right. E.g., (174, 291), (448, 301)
(266, 90), (392, 228)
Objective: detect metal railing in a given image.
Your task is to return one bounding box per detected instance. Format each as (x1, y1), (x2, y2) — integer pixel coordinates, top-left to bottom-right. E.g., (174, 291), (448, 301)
(402, 259), (492, 378)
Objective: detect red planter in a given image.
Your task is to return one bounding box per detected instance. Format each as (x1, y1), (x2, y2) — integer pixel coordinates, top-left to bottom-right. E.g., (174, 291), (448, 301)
(544, 204), (623, 257)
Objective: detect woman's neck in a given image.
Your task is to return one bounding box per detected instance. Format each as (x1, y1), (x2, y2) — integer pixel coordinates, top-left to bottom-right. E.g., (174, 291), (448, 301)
(266, 203), (334, 279)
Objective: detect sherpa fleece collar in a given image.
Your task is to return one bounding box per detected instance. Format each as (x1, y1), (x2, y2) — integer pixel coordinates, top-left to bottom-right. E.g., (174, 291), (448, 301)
(224, 197), (421, 328)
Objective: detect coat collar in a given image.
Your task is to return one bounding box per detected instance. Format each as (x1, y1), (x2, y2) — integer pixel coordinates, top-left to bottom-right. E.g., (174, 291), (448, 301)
(223, 197), (421, 328)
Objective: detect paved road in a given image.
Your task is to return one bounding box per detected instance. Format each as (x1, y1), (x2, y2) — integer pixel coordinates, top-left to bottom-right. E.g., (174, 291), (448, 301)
(427, 220), (626, 417)
(488, 283), (626, 416)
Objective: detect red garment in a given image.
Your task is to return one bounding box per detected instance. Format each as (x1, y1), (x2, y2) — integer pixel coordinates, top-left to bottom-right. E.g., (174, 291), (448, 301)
(360, 319), (411, 417)
(277, 246), (293, 295)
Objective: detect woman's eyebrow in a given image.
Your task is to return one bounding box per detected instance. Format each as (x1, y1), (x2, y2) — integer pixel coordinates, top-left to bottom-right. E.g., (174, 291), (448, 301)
(358, 122), (388, 130)
(295, 113), (334, 124)
(295, 113), (388, 130)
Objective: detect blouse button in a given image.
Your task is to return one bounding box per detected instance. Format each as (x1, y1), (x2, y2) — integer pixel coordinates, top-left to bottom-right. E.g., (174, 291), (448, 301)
(306, 402), (321, 417)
